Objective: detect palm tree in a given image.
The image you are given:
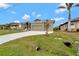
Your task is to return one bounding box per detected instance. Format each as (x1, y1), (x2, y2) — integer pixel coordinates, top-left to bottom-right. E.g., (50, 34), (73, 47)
(45, 20), (49, 36)
(58, 3), (79, 32)
(45, 20), (53, 36)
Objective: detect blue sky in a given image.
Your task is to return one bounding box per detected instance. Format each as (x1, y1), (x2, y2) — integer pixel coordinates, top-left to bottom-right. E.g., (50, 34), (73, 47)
(0, 3), (79, 27)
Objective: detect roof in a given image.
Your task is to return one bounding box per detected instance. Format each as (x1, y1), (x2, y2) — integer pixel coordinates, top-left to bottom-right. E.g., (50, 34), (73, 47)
(59, 18), (79, 27)
(32, 20), (54, 24)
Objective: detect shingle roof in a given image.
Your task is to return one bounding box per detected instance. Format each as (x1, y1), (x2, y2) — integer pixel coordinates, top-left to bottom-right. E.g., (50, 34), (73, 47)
(59, 18), (79, 27)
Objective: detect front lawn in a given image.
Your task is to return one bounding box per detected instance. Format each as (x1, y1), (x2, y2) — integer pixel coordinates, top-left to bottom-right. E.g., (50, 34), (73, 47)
(0, 30), (21, 35)
(0, 31), (79, 56)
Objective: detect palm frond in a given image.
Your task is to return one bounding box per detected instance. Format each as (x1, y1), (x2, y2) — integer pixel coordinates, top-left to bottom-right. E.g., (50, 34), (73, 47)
(65, 3), (69, 6)
(58, 6), (66, 9)
(65, 3), (73, 7)
(65, 3), (73, 10)
(75, 3), (79, 7)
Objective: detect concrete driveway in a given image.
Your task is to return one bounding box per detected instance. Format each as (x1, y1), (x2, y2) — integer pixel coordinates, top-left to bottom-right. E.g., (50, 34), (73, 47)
(0, 31), (53, 44)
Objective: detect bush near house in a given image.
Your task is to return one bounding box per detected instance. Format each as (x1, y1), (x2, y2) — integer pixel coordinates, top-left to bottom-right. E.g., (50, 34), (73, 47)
(77, 28), (79, 32)
(53, 27), (59, 31)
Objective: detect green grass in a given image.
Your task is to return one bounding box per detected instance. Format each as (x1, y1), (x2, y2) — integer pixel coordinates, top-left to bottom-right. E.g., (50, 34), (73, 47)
(0, 31), (79, 56)
(0, 30), (21, 35)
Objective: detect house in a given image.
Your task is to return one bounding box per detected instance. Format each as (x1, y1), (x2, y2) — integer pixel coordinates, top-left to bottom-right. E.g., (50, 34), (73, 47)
(0, 25), (5, 30)
(59, 18), (79, 32)
(0, 24), (10, 30)
(9, 23), (21, 30)
(31, 20), (53, 31)
(0, 19), (54, 31)
(0, 22), (31, 30)
(21, 22), (31, 30)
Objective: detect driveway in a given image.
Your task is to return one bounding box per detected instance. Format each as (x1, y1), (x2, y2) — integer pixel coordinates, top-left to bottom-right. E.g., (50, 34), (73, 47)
(0, 31), (53, 44)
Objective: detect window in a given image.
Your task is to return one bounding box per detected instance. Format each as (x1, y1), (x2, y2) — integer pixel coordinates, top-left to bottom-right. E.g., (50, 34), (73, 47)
(71, 23), (74, 25)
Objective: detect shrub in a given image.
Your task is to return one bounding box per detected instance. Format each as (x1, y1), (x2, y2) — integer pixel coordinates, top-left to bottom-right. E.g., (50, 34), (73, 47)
(77, 28), (79, 32)
(53, 27), (59, 31)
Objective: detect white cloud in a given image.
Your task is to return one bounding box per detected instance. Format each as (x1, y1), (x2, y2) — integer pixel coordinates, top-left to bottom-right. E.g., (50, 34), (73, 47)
(32, 12), (36, 16)
(51, 18), (53, 20)
(58, 3), (66, 7)
(11, 11), (16, 14)
(14, 20), (20, 23)
(54, 17), (65, 21)
(22, 14), (30, 20)
(31, 12), (41, 18)
(55, 9), (67, 14)
(36, 14), (41, 18)
(55, 3), (67, 14)
(0, 3), (11, 9)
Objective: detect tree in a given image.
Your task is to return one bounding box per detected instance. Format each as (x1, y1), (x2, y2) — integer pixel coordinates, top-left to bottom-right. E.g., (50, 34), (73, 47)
(45, 20), (49, 36)
(45, 20), (53, 36)
(58, 3), (79, 32)
(26, 22), (31, 31)
(34, 19), (41, 22)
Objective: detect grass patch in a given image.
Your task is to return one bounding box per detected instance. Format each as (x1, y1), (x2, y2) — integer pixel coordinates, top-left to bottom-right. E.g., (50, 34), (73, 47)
(0, 30), (21, 35)
(0, 31), (79, 56)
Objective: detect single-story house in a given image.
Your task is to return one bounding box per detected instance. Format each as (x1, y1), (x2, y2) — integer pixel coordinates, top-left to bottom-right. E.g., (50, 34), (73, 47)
(59, 18), (79, 32)
(31, 20), (53, 31)
(0, 19), (54, 31)
(10, 23), (21, 30)
(0, 22), (30, 30)
(0, 24), (10, 30)
(9, 22), (31, 30)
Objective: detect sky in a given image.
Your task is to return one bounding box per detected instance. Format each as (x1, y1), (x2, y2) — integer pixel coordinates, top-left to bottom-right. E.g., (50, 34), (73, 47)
(0, 3), (79, 27)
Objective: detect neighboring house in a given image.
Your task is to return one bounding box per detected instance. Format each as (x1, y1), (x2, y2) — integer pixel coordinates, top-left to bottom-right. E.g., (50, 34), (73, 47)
(10, 23), (21, 30)
(0, 24), (10, 30)
(0, 22), (30, 30)
(21, 22), (31, 30)
(9, 22), (31, 30)
(0, 25), (5, 30)
(59, 18), (79, 32)
(0, 20), (54, 31)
